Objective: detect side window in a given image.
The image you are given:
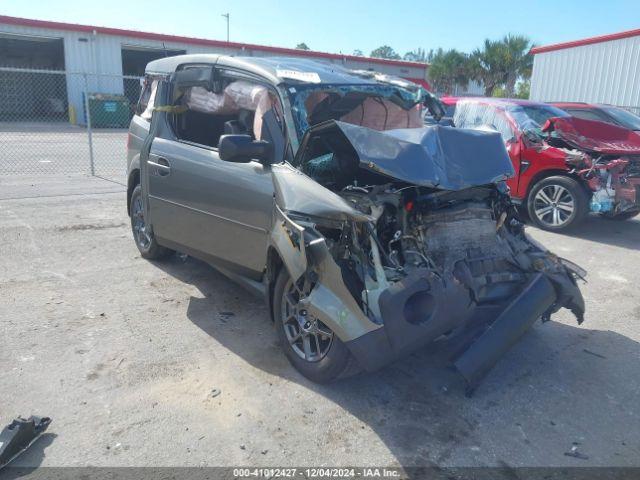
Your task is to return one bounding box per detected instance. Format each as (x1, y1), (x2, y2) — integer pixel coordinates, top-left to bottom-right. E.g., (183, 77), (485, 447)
(136, 77), (158, 121)
(454, 103), (515, 141)
(492, 111), (516, 142)
(567, 109), (608, 123)
(171, 75), (284, 149)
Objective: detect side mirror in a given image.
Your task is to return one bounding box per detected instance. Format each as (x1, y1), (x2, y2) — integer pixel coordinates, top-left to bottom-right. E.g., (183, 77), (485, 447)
(218, 135), (274, 164)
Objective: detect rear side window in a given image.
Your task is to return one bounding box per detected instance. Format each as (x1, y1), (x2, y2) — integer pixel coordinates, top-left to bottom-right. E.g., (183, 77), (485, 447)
(565, 109), (608, 123)
(136, 77), (159, 121)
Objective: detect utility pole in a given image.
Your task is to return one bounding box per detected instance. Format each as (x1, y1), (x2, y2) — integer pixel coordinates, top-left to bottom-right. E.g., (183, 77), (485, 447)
(221, 13), (229, 42)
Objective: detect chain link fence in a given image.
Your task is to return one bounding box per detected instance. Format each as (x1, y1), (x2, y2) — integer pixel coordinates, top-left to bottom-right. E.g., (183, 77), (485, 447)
(2, 66), (640, 183)
(0, 67), (142, 181)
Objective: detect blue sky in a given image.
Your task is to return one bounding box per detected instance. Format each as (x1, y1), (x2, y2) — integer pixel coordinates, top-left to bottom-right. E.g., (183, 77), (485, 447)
(1, 0), (638, 55)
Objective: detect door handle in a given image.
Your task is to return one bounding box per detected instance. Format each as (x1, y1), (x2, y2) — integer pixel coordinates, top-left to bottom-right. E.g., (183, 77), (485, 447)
(148, 156), (171, 176)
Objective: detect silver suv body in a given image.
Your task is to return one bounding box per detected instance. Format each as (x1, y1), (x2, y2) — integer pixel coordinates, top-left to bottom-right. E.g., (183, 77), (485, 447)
(126, 54), (586, 391)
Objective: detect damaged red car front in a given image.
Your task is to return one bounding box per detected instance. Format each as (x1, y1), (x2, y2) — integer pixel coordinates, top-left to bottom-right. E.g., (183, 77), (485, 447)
(454, 98), (640, 230)
(541, 116), (640, 220)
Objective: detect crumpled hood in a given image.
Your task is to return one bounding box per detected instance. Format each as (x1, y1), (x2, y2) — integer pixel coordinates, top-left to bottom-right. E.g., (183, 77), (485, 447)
(301, 121), (515, 191)
(542, 116), (640, 155)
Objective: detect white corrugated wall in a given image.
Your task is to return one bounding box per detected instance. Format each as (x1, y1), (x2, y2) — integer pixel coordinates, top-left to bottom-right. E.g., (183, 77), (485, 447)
(0, 23), (429, 79)
(0, 21), (428, 123)
(530, 35), (640, 108)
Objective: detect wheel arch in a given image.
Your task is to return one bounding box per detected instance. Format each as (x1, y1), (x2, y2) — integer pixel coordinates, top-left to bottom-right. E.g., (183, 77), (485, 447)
(127, 168), (141, 216)
(265, 245), (284, 323)
(525, 169), (590, 201)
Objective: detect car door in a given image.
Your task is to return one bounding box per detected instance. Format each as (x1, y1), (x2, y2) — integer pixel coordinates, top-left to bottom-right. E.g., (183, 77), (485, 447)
(146, 66), (275, 278)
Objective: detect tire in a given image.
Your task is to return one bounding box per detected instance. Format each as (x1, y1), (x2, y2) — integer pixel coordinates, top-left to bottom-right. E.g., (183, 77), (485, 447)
(527, 176), (589, 231)
(272, 268), (359, 383)
(600, 210), (640, 221)
(129, 184), (172, 260)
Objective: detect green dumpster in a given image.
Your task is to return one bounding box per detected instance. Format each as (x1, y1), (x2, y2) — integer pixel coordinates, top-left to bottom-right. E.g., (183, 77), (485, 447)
(84, 93), (130, 128)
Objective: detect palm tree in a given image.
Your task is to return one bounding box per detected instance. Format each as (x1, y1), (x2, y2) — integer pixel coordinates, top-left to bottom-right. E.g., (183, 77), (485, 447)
(502, 34), (533, 97)
(428, 49), (470, 94)
(469, 39), (509, 97)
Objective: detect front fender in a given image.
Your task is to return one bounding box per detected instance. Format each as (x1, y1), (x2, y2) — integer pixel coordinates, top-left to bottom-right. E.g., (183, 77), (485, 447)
(268, 205), (380, 342)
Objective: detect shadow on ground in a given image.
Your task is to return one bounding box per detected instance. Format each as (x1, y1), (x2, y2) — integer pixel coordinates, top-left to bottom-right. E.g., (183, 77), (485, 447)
(154, 255), (640, 468)
(530, 214), (640, 251)
(2, 433), (57, 476)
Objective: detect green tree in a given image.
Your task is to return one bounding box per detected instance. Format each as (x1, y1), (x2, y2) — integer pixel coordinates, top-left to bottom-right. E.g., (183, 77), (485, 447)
(352, 49), (364, 56)
(492, 86), (508, 98)
(403, 48), (428, 63)
(427, 49), (470, 94)
(370, 45), (401, 60)
(502, 34), (533, 96)
(296, 42), (310, 50)
(425, 49), (437, 62)
(469, 39), (509, 97)
(515, 79), (530, 99)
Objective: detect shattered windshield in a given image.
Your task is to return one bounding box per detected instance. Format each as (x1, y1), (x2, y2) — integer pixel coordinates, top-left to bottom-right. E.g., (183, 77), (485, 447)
(287, 83), (426, 139)
(507, 104), (570, 132)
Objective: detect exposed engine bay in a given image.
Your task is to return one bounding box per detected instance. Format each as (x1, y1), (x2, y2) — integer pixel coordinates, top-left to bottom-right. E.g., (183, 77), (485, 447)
(540, 117), (640, 215)
(271, 119), (586, 393)
(319, 181), (585, 324)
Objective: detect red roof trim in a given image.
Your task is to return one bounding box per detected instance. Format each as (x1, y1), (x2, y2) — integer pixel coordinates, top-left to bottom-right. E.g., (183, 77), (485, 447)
(0, 14), (428, 69)
(531, 27), (640, 54)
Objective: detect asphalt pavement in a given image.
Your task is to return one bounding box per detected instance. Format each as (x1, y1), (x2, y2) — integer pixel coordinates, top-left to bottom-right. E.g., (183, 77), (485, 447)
(1, 175), (638, 470)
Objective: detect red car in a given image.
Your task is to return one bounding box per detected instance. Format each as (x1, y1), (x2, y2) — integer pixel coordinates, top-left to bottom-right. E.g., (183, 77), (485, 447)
(452, 98), (640, 230)
(439, 96), (459, 117)
(552, 102), (640, 132)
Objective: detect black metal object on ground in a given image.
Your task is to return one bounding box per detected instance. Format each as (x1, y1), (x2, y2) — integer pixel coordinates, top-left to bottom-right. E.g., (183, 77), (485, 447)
(0, 416), (52, 469)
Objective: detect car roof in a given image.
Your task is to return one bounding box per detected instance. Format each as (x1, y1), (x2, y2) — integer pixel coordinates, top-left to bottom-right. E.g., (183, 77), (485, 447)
(458, 97), (550, 108)
(551, 102), (594, 109)
(145, 54), (410, 88)
(551, 102), (620, 110)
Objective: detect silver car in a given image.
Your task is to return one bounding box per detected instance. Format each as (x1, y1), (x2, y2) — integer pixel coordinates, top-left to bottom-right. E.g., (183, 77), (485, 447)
(126, 55), (586, 392)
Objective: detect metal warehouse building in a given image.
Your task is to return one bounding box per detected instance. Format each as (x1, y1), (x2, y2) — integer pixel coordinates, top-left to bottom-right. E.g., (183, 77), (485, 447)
(530, 28), (640, 110)
(0, 15), (429, 125)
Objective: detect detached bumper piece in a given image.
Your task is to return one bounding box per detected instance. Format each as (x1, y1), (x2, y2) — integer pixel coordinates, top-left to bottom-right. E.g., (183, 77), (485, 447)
(453, 274), (556, 396)
(0, 416), (52, 469)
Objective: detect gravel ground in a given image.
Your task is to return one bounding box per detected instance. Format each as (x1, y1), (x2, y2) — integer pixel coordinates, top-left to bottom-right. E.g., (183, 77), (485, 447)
(0, 124), (127, 177)
(1, 175), (639, 470)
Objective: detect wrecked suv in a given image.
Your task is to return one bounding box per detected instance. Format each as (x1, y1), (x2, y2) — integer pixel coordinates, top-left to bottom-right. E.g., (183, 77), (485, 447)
(127, 55), (585, 391)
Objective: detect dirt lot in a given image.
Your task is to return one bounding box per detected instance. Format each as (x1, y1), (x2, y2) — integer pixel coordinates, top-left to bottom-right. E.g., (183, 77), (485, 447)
(1, 175), (639, 469)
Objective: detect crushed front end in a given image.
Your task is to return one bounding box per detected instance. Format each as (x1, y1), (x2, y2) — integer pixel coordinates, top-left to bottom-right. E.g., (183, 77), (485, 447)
(270, 121), (586, 392)
(542, 117), (640, 216)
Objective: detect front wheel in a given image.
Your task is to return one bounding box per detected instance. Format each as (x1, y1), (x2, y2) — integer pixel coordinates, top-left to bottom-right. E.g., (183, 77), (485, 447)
(527, 176), (589, 231)
(129, 185), (172, 260)
(273, 268), (359, 383)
